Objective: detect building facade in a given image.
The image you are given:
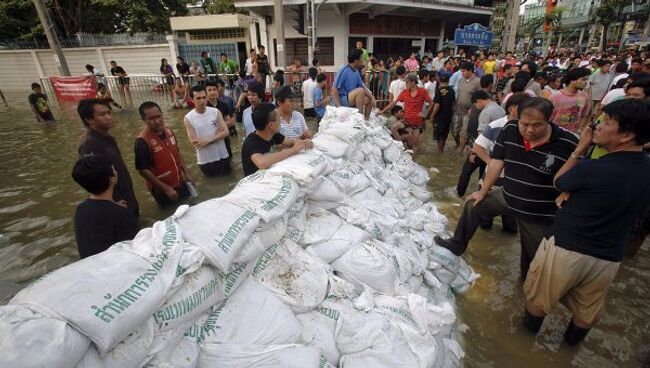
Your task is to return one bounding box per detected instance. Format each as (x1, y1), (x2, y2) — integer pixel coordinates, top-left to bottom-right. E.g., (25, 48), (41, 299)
(233, 0), (494, 70)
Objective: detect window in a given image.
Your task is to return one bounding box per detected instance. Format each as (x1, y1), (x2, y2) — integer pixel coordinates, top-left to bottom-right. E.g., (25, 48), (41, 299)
(188, 29), (245, 41)
(274, 37), (334, 66)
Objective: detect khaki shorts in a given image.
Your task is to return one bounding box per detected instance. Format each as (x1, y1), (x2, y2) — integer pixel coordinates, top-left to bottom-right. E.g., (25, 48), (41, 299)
(524, 236), (620, 325)
(451, 113), (469, 141)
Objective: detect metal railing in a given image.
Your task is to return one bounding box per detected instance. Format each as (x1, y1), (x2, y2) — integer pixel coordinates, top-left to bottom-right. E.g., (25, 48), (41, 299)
(37, 69), (396, 111)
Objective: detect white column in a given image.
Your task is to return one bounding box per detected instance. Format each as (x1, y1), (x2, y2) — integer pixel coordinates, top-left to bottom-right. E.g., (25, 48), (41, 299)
(367, 36), (374, 52)
(96, 48), (109, 75)
(438, 21), (445, 51)
(30, 50), (46, 78)
(419, 37), (425, 56)
(166, 35), (179, 66)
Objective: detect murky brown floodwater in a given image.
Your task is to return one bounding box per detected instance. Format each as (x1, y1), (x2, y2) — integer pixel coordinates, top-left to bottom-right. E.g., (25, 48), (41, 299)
(0, 91), (647, 367)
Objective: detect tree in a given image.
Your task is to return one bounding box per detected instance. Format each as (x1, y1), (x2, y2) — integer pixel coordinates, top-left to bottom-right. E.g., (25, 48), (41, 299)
(0, 0), (194, 42)
(593, 0), (632, 51)
(0, 0), (39, 41)
(206, 0), (236, 14)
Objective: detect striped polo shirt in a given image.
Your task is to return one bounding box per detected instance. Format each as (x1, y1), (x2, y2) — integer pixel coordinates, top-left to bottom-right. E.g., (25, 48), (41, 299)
(491, 122), (578, 222)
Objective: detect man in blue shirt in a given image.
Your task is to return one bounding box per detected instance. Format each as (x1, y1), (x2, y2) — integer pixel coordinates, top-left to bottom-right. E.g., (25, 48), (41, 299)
(313, 73), (328, 122)
(332, 49), (376, 119)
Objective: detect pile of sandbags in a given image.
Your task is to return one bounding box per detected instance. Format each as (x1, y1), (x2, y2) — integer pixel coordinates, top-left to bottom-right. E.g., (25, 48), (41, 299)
(0, 106), (478, 368)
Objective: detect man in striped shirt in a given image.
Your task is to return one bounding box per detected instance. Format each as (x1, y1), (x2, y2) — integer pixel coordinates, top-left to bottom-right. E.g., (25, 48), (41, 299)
(435, 97), (578, 278)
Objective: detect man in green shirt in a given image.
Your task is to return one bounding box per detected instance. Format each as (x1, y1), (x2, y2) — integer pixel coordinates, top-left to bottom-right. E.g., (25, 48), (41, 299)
(200, 51), (217, 76)
(356, 40), (369, 71)
(219, 53), (239, 75)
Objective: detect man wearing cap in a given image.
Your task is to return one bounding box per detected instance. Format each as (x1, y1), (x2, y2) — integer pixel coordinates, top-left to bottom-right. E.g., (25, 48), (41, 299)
(276, 86), (312, 139)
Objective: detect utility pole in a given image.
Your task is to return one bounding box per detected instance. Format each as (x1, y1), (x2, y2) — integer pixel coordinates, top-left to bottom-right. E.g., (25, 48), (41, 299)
(503, 0), (519, 53)
(306, 0), (314, 66)
(274, 0), (286, 70)
(33, 0), (70, 76)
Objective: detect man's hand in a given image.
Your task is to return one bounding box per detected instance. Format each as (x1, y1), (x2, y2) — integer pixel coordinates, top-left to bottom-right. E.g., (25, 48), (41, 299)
(164, 186), (180, 201)
(116, 199), (128, 208)
(469, 152), (476, 163)
(465, 191), (486, 206)
(291, 139), (312, 153)
(192, 139), (211, 149)
(576, 126), (593, 154)
(555, 192), (570, 208)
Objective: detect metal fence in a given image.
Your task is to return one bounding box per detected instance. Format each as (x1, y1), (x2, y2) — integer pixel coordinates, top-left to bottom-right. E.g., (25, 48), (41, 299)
(1, 33), (166, 50)
(38, 69), (395, 111)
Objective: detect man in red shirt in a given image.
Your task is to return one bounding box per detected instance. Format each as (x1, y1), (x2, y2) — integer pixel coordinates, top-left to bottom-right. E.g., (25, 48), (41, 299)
(381, 73), (433, 158)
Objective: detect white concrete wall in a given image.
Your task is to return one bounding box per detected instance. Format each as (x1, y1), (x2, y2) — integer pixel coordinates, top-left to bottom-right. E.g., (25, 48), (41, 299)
(0, 44), (172, 91)
(266, 8), (347, 72)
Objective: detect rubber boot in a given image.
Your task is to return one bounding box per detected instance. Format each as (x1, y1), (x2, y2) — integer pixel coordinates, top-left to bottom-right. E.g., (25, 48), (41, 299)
(523, 310), (545, 334)
(564, 320), (590, 345)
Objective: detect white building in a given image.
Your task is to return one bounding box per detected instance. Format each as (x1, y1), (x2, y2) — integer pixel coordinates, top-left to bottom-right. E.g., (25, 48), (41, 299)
(234, 0), (494, 71)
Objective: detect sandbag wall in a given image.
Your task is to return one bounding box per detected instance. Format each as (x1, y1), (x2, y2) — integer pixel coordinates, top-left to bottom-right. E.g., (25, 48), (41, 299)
(0, 106), (479, 368)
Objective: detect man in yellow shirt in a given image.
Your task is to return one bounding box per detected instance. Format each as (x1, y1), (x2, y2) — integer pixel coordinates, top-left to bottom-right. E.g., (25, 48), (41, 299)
(483, 53), (497, 75)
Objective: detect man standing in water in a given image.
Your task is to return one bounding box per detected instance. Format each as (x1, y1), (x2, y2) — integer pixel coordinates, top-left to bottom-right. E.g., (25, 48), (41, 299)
(78, 98), (139, 219)
(72, 155), (139, 258)
(435, 98), (578, 279)
(28, 83), (55, 123)
(523, 99), (650, 345)
(135, 101), (194, 208)
(184, 85), (231, 177)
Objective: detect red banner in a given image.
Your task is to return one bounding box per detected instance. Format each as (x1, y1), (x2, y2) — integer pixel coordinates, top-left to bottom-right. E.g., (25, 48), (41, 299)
(49, 76), (97, 101)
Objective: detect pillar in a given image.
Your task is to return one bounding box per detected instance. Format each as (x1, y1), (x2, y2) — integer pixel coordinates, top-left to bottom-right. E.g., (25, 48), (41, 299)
(30, 50), (46, 78)
(166, 35), (179, 68)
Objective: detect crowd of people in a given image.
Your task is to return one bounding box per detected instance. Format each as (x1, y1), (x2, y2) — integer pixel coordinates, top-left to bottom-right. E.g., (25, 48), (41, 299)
(27, 42), (650, 350)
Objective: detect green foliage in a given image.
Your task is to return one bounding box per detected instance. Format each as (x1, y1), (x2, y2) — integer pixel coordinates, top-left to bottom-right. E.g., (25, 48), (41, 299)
(0, 0), (193, 41)
(594, 0), (632, 25)
(0, 0), (39, 41)
(206, 0), (236, 14)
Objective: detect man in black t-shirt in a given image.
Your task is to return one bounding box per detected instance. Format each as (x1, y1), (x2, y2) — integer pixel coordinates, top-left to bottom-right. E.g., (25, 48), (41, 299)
(435, 97), (578, 279)
(431, 74), (455, 153)
(241, 103), (311, 176)
(78, 98), (140, 219)
(205, 80), (236, 159)
(109, 61), (130, 98)
(28, 83), (54, 123)
(255, 45), (271, 88)
(523, 98), (650, 345)
(72, 155), (139, 258)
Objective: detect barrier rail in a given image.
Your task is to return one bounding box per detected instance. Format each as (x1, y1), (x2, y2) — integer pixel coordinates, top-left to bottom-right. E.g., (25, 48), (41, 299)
(38, 69), (394, 111)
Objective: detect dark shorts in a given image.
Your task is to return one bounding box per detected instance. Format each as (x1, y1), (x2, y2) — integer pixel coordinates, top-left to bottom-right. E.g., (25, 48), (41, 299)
(117, 77), (130, 86)
(304, 108), (316, 118)
(38, 110), (55, 122)
(199, 159), (232, 177)
(434, 118), (451, 140)
(224, 137), (233, 160)
(151, 182), (190, 208)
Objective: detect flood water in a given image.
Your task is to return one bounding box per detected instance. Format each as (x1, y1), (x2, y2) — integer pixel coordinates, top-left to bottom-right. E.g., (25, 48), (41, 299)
(0, 91), (648, 367)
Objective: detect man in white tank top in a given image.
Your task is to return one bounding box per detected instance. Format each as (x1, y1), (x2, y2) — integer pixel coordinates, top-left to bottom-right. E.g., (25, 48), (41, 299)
(184, 85), (231, 177)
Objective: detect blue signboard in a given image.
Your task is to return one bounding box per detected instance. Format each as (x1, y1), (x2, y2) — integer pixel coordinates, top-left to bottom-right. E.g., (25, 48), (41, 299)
(454, 23), (493, 47)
